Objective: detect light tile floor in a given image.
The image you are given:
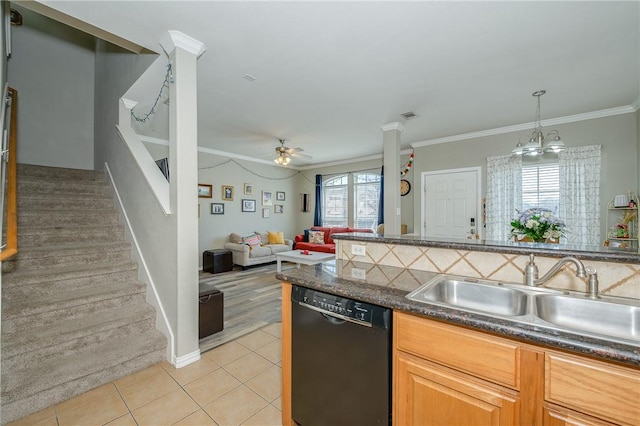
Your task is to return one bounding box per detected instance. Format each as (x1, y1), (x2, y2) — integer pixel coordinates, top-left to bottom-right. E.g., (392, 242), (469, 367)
(9, 323), (283, 426)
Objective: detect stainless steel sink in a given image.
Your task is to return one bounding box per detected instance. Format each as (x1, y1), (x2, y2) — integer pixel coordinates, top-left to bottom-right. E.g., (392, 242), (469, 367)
(406, 276), (529, 317)
(407, 274), (640, 347)
(535, 294), (640, 343)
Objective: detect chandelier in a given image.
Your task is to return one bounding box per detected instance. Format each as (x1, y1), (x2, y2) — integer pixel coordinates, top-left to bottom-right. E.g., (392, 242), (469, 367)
(512, 90), (566, 156)
(274, 153), (291, 166)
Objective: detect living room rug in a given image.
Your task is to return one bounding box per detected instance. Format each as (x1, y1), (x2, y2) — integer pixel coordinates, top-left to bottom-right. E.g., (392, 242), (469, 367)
(198, 262), (290, 353)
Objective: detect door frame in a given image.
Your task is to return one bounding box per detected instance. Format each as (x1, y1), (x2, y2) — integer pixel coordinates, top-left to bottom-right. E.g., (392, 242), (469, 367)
(420, 166), (483, 238)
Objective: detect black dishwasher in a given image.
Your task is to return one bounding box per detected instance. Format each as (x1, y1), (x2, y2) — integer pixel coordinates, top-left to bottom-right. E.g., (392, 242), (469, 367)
(291, 285), (391, 426)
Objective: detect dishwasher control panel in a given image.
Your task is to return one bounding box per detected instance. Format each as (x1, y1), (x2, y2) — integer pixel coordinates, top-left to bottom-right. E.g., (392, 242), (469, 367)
(292, 286), (375, 326)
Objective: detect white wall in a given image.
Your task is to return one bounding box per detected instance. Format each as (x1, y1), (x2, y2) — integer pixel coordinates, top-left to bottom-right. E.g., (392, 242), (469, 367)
(8, 6), (95, 170)
(411, 112), (638, 242)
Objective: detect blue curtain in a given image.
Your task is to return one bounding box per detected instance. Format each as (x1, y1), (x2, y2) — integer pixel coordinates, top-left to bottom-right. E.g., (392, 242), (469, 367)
(314, 174), (323, 226)
(377, 167), (384, 226)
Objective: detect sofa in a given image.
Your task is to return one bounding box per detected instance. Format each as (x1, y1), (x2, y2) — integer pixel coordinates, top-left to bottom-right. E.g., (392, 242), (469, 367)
(224, 231), (293, 269)
(294, 226), (373, 253)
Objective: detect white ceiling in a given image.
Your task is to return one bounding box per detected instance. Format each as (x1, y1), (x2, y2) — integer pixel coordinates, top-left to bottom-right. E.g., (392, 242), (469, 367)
(32, 1), (640, 167)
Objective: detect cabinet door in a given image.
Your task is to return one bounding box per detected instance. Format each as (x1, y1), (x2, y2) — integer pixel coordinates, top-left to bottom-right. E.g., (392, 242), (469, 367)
(545, 352), (640, 425)
(543, 405), (615, 426)
(395, 352), (519, 426)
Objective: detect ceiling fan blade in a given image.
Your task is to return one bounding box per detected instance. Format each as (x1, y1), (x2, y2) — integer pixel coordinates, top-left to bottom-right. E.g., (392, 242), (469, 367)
(285, 147), (304, 154)
(290, 151), (313, 159)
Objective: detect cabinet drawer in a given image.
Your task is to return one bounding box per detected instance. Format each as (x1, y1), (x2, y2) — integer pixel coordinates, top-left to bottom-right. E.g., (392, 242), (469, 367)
(395, 312), (520, 389)
(545, 352), (640, 426)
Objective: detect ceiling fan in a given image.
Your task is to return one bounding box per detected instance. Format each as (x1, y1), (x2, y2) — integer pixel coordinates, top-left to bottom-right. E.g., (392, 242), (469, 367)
(273, 139), (311, 166)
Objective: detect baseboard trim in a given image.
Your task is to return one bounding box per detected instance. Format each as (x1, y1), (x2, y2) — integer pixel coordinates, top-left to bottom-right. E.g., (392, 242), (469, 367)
(173, 349), (201, 368)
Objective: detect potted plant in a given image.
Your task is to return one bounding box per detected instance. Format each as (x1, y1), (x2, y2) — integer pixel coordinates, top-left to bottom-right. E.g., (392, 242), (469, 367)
(510, 208), (566, 243)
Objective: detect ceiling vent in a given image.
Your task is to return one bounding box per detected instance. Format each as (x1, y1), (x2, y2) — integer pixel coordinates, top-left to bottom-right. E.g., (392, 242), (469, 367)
(400, 111), (417, 120)
(243, 74), (256, 82)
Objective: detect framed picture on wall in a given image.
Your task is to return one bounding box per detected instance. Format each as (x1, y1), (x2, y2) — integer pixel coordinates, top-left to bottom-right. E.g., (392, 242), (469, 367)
(244, 183), (254, 195)
(276, 191), (285, 201)
(211, 203), (224, 215)
(274, 204), (284, 214)
(198, 184), (212, 198)
(222, 185), (234, 201)
(262, 191), (273, 206)
(263, 207), (270, 218)
(242, 199), (256, 212)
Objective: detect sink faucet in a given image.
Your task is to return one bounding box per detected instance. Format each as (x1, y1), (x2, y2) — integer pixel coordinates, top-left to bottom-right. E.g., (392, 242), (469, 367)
(524, 254), (599, 298)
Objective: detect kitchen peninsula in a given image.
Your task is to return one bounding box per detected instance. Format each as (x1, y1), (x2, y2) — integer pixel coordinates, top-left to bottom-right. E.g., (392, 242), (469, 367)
(277, 233), (640, 426)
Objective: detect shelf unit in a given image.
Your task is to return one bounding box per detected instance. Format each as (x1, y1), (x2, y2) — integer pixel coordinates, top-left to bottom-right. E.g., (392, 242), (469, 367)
(605, 195), (638, 251)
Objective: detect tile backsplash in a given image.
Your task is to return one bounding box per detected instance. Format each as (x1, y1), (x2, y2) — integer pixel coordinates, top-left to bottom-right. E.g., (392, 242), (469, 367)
(337, 240), (640, 299)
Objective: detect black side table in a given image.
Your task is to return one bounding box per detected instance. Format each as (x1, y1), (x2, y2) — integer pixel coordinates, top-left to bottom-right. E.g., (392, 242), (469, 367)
(203, 249), (233, 274)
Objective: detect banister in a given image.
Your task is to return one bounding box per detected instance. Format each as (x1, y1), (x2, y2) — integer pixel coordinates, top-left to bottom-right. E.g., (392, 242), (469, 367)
(1, 87), (18, 261)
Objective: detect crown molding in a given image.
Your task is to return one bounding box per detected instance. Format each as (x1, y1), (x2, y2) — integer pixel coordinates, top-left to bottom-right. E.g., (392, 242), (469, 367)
(411, 105), (636, 148)
(296, 148), (414, 171)
(380, 122), (404, 132)
(160, 31), (206, 58)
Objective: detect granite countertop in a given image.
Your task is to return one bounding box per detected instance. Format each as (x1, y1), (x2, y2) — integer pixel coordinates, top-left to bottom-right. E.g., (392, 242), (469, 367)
(276, 260), (640, 368)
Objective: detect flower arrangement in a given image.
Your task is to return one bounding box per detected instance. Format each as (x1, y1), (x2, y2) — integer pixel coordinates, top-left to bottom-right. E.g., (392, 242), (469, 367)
(510, 208), (566, 242)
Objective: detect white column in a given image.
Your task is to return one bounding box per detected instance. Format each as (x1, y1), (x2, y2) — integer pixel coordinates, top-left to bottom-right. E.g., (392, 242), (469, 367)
(160, 31), (206, 365)
(381, 122), (404, 235)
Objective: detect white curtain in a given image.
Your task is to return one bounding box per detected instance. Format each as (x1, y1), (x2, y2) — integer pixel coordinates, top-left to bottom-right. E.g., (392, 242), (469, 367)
(559, 145), (601, 246)
(486, 154), (522, 241)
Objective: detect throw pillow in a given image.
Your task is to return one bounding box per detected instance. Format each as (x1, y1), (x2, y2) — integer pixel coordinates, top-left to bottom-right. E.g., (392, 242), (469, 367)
(242, 233), (261, 246)
(303, 229), (310, 242)
(309, 230), (325, 244)
(268, 231), (285, 245)
(229, 232), (243, 244)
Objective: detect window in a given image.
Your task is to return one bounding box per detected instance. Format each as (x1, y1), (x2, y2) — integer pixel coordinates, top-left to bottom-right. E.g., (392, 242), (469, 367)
(522, 163), (559, 212)
(323, 175), (348, 227)
(353, 172), (381, 229)
(321, 171), (381, 229)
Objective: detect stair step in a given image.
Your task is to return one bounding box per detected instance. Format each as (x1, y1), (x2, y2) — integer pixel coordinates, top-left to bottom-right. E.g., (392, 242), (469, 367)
(2, 278), (146, 320)
(17, 209), (120, 227)
(1, 241), (132, 273)
(1, 330), (166, 423)
(2, 292), (147, 335)
(18, 194), (115, 210)
(18, 179), (113, 197)
(17, 224), (125, 246)
(2, 260), (138, 287)
(17, 163), (106, 182)
(2, 304), (157, 367)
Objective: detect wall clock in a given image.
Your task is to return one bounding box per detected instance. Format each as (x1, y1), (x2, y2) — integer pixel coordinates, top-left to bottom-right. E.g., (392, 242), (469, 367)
(400, 179), (411, 196)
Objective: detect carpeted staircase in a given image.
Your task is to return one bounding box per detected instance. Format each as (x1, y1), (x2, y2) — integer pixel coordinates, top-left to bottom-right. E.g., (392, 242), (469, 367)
(1, 164), (167, 424)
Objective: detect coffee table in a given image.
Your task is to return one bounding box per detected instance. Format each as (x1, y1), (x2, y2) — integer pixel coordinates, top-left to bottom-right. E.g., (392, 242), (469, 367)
(275, 250), (336, 272)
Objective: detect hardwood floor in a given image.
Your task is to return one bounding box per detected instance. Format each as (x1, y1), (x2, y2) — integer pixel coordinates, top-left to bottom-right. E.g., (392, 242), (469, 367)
(199, 262), (288, 353)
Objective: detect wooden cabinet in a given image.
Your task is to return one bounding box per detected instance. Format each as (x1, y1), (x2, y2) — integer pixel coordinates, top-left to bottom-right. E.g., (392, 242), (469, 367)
(544, 352), (640, 426)
(394, 312), (640, 426)
(394, 312), (543, 426)
(395, 351), (520, 425)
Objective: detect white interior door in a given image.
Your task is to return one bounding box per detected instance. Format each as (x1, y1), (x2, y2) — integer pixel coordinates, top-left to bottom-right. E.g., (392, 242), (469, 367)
(423, 169), (479, 238)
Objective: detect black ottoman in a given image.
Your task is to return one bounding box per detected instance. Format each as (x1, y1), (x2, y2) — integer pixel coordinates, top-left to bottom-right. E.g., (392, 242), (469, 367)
(199, 287), (224, 339)
(203, 249), (233, 274)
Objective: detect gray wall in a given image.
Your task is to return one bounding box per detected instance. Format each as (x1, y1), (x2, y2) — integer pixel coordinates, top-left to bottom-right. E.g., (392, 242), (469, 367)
(8, 6), (95, 170)
(411, 112), (638, 242)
